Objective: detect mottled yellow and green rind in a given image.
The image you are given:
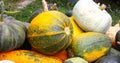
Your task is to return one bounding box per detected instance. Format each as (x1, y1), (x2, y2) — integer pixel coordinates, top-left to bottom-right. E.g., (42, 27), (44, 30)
(0, 50), (62, 63)
(72, 32), (111, 62)
(28, 11), (73, 55)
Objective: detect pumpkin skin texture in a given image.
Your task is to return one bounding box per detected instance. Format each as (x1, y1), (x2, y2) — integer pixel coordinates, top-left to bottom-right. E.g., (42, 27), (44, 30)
(63, 57), (88, 63)
(71, 32), (112, 62)
(0, 14), (26, 52)
(28, 11), (73, 55)
(73, 0), (112, 33)
(95, 55), (120, 63)
(0, 50), (62, 63)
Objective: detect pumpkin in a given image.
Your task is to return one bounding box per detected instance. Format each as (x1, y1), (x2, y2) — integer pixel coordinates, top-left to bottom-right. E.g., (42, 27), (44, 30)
(28, 0), (73, 55)
(71, 32), (112, 62)
(106, 26), (120, 47)
(0, 1), (27, 52)
(115, 30), (120, 50)
(52, 50), (68, 61)
(0, 14), (27, 52)
(0, 50), (62, 63)
(28, 3), (57, 23)
(72, 0), (112, 33)
(65, 10), (72, 17)
(70, 16), (84, 37)
(0, 60), (15, 63)
(107, 48), (120, 56)
(95, 55), (120, 63)
(63, 57), (88, 63)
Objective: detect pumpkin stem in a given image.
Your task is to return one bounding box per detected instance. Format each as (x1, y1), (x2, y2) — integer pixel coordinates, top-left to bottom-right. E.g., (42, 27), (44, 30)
(42, 0), (48, 12)
(99, 4), (106, 10)
(0, 0), (4, 22)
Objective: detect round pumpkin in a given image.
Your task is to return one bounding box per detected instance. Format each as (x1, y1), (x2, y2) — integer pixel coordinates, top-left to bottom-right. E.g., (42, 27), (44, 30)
(95, 55), (120, 63)
(72, 0), (112, 33)
(0, 14), (27, 52)
(28, 11), (73, 55)
(63, 57), (88, 63)
(71, 32), (112, 62)
(0, 50), (62, 63)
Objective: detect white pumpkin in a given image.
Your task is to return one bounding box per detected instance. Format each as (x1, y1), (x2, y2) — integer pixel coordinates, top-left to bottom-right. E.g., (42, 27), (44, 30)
(73, 0), (112, 33)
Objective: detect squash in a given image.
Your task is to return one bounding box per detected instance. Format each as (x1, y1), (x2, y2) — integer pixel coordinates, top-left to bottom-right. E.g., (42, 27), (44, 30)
(106, 26), (120, 47)
(0, 15), (27, 52)
(27, 0), (73, 55)
(95, 55), (120, 63)
(107, 48), (120, 56)
(65, 10), (72, 17)
(115, 30), (120, 50)
(0, 50), (62, 63)
(70, 16), (84, 37)
(73, 0), (112, 33)
(63, 57), (88, 63)
(28, 3), (57, 23)
(71, 32), (112, 62)
(0, 1), (27, 52)
(52, 50), (68, 61)
(0, 60), (15, 63)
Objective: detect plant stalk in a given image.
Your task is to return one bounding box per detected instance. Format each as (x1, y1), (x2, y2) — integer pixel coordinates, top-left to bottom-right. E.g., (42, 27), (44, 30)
(42, 0), (48, 12)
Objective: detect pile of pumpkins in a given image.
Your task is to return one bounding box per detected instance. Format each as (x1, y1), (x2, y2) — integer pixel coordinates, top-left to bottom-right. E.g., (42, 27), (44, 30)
(0, 0), (120, 63)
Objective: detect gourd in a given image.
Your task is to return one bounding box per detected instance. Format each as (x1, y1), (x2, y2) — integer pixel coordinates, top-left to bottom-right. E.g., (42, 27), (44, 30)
(52, 50), (68, 61)
(71, 32), (111, 62)
(106, 26), (120, 47)
(63, 57), (88, 63)
(70, 16), (84, 37)
(27, 0), (73, 55)
(0, 50), (62, 63)
(28, 3), (57, 23)
(95, 55), (120, 63)
(0, 60), (15, 63)
(65, 10), (72, 17)
(107, 48), (120, 56)
(0, 1), (26, 52)
(73, 0), (112, 33)
(115, 30), (120, 50)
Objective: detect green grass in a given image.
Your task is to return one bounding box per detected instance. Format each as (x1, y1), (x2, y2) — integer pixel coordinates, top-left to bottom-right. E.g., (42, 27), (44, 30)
(109, 9), (120, 25)
(3, 0), (120, 25)
(4, 0), (73, 22)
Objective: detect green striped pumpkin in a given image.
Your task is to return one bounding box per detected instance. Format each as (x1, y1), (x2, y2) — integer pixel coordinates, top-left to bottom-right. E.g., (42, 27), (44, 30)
(28, 11), (73, 55)
(0, 14), (27, 52)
